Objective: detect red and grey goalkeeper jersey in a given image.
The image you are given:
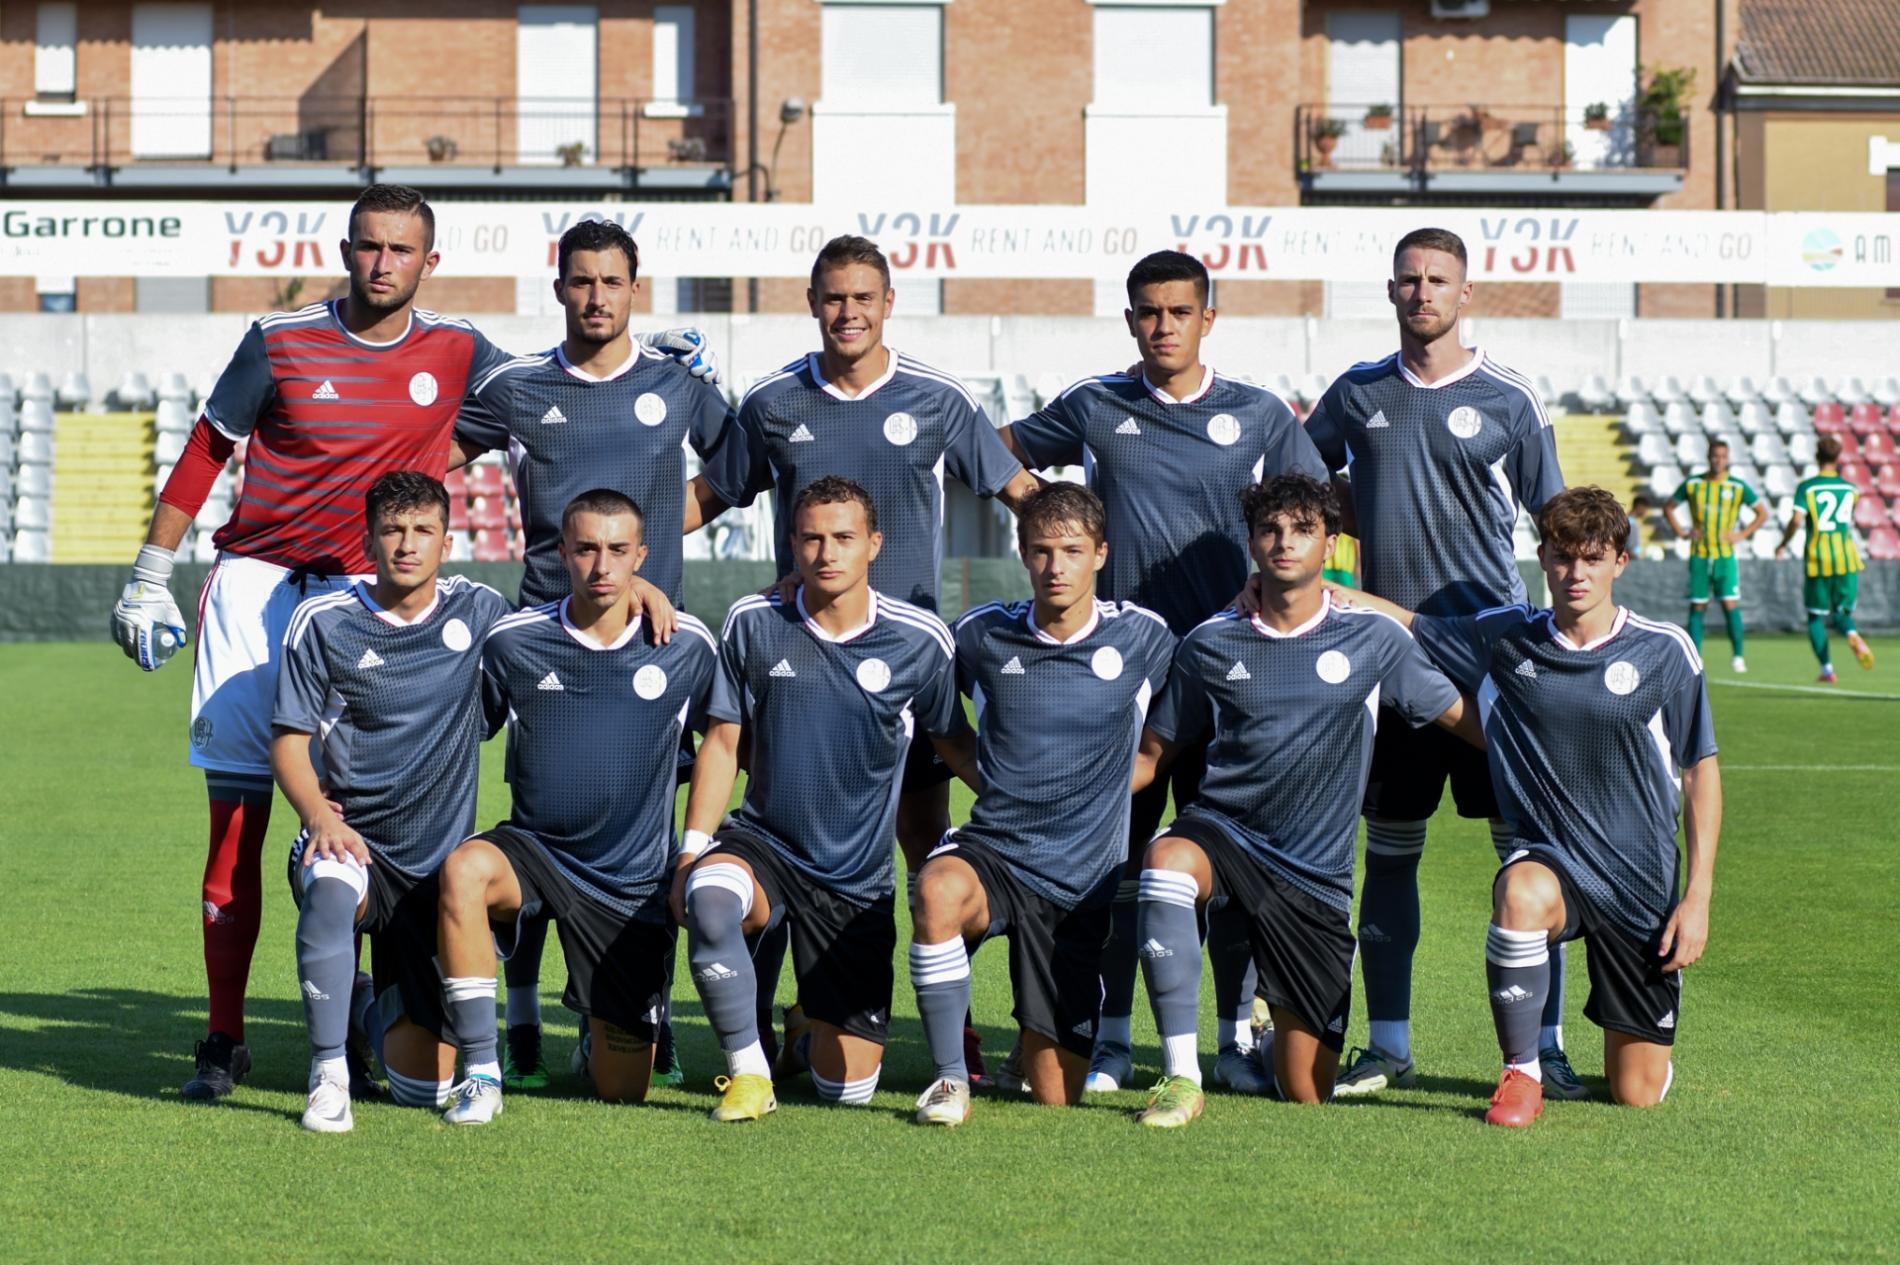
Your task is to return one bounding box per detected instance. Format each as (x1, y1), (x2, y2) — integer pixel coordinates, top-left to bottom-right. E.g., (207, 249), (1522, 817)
(203, 300), (519, 572)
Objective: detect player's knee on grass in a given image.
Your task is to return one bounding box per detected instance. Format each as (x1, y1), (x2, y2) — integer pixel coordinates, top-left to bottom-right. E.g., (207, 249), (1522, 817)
(1021, 1031), (1085, 1105)
(913, 854), (983, 942)
(1493, 862), (1563, 931)
(589, 1020), (655, 1104)
(383, 1018), (456, 1105)
(1270, 1008), (1339, 1104)
(807, 1023), (883, 1102)
(1606, 1032), (1673, 1107)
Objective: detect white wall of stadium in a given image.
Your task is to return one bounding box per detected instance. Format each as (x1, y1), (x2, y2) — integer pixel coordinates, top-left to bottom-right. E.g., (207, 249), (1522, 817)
(0, 202), (1896, 289)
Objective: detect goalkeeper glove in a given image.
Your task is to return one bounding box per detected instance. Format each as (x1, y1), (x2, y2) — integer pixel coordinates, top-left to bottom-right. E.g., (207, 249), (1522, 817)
(111, 543), (189, 671)
(640, 327), (721, 386)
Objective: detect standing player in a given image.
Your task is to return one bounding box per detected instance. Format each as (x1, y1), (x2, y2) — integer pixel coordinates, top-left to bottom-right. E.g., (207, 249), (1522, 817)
(1340, 487), (1722, 1126)
(271, 472), (512, 1132)
(1297, 227), (1569, 1099)
(451, 217), (747, 1088)
(1774, 435), (1875, 682)
(1129, 474), (1475, 1127)
(673, 477), (972, 1121)
(1666, 438), (1767, 672)
(434, 490), (718, 1124)
(910, 484), (1174, 1125)
(998, 250), (1329, 1093)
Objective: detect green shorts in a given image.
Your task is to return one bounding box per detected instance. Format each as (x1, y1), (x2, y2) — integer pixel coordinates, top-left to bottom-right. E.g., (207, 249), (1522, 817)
(1687, 555), (1740, 603)
(1803, 572), (1859, 616)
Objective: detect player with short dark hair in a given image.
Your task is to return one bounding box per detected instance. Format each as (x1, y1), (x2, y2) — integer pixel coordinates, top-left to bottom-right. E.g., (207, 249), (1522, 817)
(910, 484), (1174, 1124)
(432, 490), (718, 1124)
(451, 217), (745, 1086)
(1775, 434), (1875, 681)
(1128, 474), (1476, 1126)
(674, 476), (974, 1121)
(997, 249), (1328, 1094)
(271, 471), (512, 1132)
(1667, 438), (1768, 672)
(1336, 486), (1722, 1126)
(1297, 226), (1569, 1099)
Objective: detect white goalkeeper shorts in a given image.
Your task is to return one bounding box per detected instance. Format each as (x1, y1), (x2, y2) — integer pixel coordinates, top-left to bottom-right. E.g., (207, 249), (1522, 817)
(188, 554), (368, 776)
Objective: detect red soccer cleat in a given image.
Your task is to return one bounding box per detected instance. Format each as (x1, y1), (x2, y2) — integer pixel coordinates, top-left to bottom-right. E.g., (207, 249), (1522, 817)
(1485, 1067), (1545, 1128)
(964, 1025), (989, 1089)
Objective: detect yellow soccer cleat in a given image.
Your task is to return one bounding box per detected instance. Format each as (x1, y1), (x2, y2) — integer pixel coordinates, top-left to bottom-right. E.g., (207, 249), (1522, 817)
(710, 1073), (777, 1122)
(1135, 1075), (1205, 1129)
(1848, 632), (1875, 671)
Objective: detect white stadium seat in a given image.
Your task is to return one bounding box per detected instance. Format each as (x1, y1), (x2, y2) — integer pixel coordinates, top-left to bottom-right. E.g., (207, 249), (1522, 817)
(1797, 375), (1833, 406)
(1763, 464), (1797, 498)
(1637, 434), (1674, 467)
(1532, 375), (1559, 409)
(155, 430), (188, 466)
(1726, 375), (1761, 405)
(155, 399), (194, 434)
(18, 399), (54, 433)
(1647, 463), (1684, 498)
(1270, 373), (1299, 402)
(20, 372), (53, 404)
(158, 372), (193, 403)
(11, 529), (49, 562)
(1674, 433), (1709, 467)
(1687, 375), (1722, 405)
(1300, 373), (1330, 405)
(0, 467), (10, 500)
(1623, 402), (1661, 434)
(1652, 375), (1686, 404)
(1661, 401), (1697, 437)
(113, 372), (157, 410)
(0, 372), (16, 408)
(1835, 376), (1869, 405)
(1576, 373), (1613, 412)
(1736, 400), (1773, 436)
(1775, 401), (1812, 436)
(1698, 401), (1735, 433)
(1763, 375), (1796, 404)
(1614, 375), (1649, 407)
(55, 371), (91, 410)
(12, 495), (50, 530)
(17, 431), (53, 466)
(1749, 433), (1788, 465)
(15, 463), (50, 498)
(1874, 377), (1900, 407)
(1787, 433), (1818, 464)
(0, 432), (13, 467)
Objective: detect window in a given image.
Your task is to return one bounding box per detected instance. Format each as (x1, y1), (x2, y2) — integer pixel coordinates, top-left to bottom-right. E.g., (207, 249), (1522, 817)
(820, 4), (943, 108)
(1091, 5), (1214, 111)
(653, 6), (695, 105)
(518, 5), (599, 165)
(131, 3), (213, 159)
(36, 3), (77, 99)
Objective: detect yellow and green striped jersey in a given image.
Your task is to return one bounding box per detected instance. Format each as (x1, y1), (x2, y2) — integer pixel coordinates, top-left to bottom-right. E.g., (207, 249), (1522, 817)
(1793, 474), (1863, 577)
(1671, 472), (1758, 559)
(1323, 533), (1359, 584)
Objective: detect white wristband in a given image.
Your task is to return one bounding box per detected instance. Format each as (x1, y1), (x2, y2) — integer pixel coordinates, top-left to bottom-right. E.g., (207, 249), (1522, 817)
(132, 543), (176, 585)
(681, 829), (715, 860)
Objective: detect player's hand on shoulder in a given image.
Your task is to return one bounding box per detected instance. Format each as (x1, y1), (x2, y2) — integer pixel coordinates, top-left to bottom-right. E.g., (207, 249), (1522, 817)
(111, 544), (189, 671)
(629, 576), (678, 644)
(1658, 896), (1709, 973)
(1231, 573), (1264, 615)
(762, 573), (802, 605)
(303, 812), (372, 869)
(640, 327), (720, 385)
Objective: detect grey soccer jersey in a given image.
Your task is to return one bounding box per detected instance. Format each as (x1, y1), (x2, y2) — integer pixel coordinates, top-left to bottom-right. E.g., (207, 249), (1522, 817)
(1303, 350), (1564, 616)
(1413, 605), (1718, 937)
(950, 599), (1176, 908)
(454, 343), (749, 607)
(734, 351), (1024, 610)
(708, 590), (963, 902)
(480, 601), (718, 916)
(1147, 595), (1460, 909)
(274, 576), (512, 877)
(1009, 370), (1329, 634)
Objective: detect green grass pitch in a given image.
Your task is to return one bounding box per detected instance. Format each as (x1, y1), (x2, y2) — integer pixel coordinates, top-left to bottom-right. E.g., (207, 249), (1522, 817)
(0, 637), (1894, 1263)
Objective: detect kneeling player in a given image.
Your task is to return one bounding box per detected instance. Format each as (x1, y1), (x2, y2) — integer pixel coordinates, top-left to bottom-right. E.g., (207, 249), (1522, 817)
(434, 490), (718, 1124)
(672, 477), (971, 1121)
(1353, 487), (1721, 1125)
(271, 472), (512, 1132)
(1130, 474), (1477, 1127)
(911, 484), (1173, 1124)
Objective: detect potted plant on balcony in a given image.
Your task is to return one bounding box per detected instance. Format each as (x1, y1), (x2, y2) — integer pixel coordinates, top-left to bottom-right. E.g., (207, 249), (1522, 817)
(426, 134), (458, 163)
(1363, 103), (1393, 130)
(555, 141), (588, 168)
(1583, 102), (1610, 131)
(1311, 116), (1347, 166)
(1640, 64), (1695, 161)
(1551, 141), (1575, 169)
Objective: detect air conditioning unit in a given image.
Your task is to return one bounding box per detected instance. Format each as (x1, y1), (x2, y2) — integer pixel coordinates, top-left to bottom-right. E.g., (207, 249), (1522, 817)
(1430, 0), (1490, 17)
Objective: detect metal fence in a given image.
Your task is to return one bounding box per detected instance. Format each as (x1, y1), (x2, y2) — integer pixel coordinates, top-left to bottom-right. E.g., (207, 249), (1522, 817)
(1295, 103), (1690, 175)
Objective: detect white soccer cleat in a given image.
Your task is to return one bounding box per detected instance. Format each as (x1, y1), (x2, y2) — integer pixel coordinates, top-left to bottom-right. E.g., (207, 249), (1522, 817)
(1332, 1045), (1417, 1098)
(301, 1065), (354, 1134)
(914, 1076), (973, 1127)
(441, 1075), (504, 1125)
(1731, 655), (1747, 674)
(1213, 1044), (1273, 1096)
(1083, 1041), (1133, 1093)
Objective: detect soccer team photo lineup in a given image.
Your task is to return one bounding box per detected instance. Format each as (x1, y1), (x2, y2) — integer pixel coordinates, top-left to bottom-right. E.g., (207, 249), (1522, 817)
(98, 182), (1798, 1139)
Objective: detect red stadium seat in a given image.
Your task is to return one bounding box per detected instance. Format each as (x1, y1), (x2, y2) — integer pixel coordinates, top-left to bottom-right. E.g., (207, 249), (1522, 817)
(472, 529), (511, 562)
(1862, 430), (1898, 464)
(468, 496), (507, 531)
(507, 500), (523, 531)
(1813, 401), (1846, 428)
(1849, 402), (1884, 436)
(444, 468), (467, 498)
(1865, 526), (1900, 560)
(448, 497), (470, 531)
(508, 531), (528, 562)
(1833, 431), (1862, 461)
(1889, 403), (1900, 434)
(1853, 495), (1890, 530)
(1876, 465), (1900, 499)
(467, 464), (504, 498)
(1839, 461), (1874, 492)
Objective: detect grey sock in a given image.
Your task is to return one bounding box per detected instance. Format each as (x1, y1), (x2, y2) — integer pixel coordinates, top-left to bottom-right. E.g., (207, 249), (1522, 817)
(504, 914), (548, 995)
(444, 980), (498, 1069)
(1206, 906), (1256, 1050)
(750, 917), (789, 1045)
(1541, 941), (1567, 1044)
(1137, 870), (1204, 1041)
(687, 886), (763, 1055)
(911, 939), (972, 1082)
(295, 876), (358, 1063)
(1485, 924), (1550, 1067)
(1359, 822), (1427, 1026)
(1097, 878), (1140, 1027)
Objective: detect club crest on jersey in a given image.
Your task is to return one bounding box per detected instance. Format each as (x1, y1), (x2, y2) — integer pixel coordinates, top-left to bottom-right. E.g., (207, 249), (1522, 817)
(1205, 413), (1241, 446)
(1603, 661), (1640, 695)
(1091, 646), (1124, 680)
(635, 392), (668, 427)
(1315, 650), (1352, 684)
(856, 657), (893, 692)
(633, 664), (668, 700)
(883, 412), (919, 446)
(441, 619), (472, 652)
(1446, 406), (1482, 439)
(409, 372), (439, 406)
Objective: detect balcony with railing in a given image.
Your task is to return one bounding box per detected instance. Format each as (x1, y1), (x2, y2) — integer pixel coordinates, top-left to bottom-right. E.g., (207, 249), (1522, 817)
(0, 95), (736, 192)
(1294, 103), (1688, 200)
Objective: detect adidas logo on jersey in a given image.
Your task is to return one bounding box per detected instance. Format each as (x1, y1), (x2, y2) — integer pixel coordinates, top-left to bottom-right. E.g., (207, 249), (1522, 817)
(789, 424), (816, 443)
(1001, 656), (1025, 675)
(539, 406), (567, 425)
(1493, 985), (1532, 1004)
(1072, 1018), (1095, 1038)
(1116, 417), (1142, 436)
(537, 671), (564, 691)
(1366, 410), (1389, 428)
(769, 658), (797, 678)
(696, 962), (739, 982)
(1515, 660), (1538, 680)
(1658, 1010), (1676, 1030)
(1226, 661), (1251, 681)
(301, 980), (330, 1003)
(356, 648), (385, 669)
(1139, 938), (1174, 959)
(313, 380), (340, 401)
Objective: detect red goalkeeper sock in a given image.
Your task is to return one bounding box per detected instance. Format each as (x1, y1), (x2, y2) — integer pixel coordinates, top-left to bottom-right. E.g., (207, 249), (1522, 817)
(202, 790), (271, 1041)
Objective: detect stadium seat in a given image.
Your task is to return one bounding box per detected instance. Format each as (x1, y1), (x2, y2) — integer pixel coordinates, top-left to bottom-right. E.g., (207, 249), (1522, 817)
(1749, 433), (1788, 465)
(13, 496), (50, 531)
(0, 531), (10, 562)
(1862, 430), (1898, 464)
(1798, 375), (1834, 407)
(1614, 375), (1649, 407)
(55, 371), (91, 411)
(152, 464), (173, 496)
(154, 430), (187, 466)
(1867, 526), (1900, 560)
(1845, 401), (1882, 436)
(112, 372), (157, 411)
(444, 468), (467, 498)
(194, 495), (230, 531)
(1763, 464), (1797, 498)
(1660, 401), (1696, 437)
(1653, 375), (1686, 405)
(1736, 400), (1773, 436)
(1853, 495), (1890, 530)
(509, 531), (528, 561)
(20, 372), (52, 404)
(154, 399), (194, 434)
(1763, 375), (1796, 405)
(472, 529), (511, 562)
(12, 529), (50, 562)
(1674, 433), (1709, 467)
(1874, 377), (1900, 407)
(18, 399), (54, 433)
(1774, 401), (1812, 436)
(1833, 431), (1862, 461)
(469, 497), (507, 531)
(1532, 375), (1559, 410)
(1268, 373), (1299, 404)
(448, 497), (470, 531)
(1876, 465), (1900, 499)
(1840, 462), (1873, 492)
(1787, 433), (1819, 465)
(192, 530), (219, 564)
(1699, 400), (1735, 433)
(467, 464), (505, 498)
(1813, 401), (1847, 431)
(1300, 373), (1330, 406)
(158, 372), (192, 403)
(0, 373), (16, 408)
(1727, 375), (1762, 405)
(1637, 434), (1674, 468)
(1647, 463), (1684, 499)
(1836, 376), (1870, 405)
(1889, 404), (1900, 433)
(1687, 375), (1722, 405)
(1746, 532), (1777, 560)
(17, 431), (52, 466)
(0, 433), (13, 467)
(1623, 402), (1660, 435)
(1576, 373), (1613, 412)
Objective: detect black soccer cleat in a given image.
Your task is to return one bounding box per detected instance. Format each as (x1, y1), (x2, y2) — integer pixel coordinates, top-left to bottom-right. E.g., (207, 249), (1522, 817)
(345, 972), (385, 1100)
(654, 1016), (684, 1088)
(181, 1031), (252, 1102)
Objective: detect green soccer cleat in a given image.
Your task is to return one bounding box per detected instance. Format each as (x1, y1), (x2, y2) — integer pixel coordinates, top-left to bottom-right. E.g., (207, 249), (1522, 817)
(1136, 1076), (1206, 1129)
(1331, 1045), (1417, 1098)
(710, 1073), (777, 1123)
(914, 1076), (973, 1126)
(502, 1023), (550, 1090)
(1539, 1046), (1589, 1100)
(653, 1016), (685, 1088)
